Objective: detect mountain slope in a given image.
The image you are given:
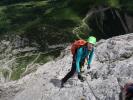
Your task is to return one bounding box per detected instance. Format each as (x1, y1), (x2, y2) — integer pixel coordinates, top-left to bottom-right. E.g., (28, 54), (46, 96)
(1, 33), (133, 100)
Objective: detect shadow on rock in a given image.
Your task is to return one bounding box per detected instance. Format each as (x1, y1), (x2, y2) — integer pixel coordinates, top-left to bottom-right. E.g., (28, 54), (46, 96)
(50, 78), (61, 88)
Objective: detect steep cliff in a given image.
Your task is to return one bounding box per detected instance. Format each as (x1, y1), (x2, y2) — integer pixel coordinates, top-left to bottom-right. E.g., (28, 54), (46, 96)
(1, 33), (133, 100)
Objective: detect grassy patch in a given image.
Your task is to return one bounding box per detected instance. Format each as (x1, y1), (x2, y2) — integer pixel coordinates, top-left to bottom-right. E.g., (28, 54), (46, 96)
(35, 49), (61, 64)
(10, 49), (61, 80)
(1, 68), (10, 79)
(11, 55), (36, 80)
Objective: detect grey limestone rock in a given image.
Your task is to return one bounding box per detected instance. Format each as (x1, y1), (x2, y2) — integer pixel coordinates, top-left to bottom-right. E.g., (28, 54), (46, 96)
(1, 33), (133, 100)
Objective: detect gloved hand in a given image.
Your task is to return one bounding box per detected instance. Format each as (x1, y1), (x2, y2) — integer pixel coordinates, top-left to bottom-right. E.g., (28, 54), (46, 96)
(87, 65), (90, 70)
(78, 73), (85, 82)
(80, 66), (85, 73)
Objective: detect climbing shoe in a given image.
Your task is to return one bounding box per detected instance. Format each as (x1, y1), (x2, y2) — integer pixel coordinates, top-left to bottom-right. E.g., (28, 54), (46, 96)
(78, 74), (85, 82)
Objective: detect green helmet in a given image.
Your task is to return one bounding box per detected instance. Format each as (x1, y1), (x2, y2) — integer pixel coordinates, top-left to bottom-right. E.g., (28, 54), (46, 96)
(87, 36), (96, 45)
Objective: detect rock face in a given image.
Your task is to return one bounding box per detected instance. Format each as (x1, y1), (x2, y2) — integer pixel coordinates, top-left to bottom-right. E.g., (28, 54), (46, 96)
(0, 35), (38, 83)
(1, 33), (133, 100)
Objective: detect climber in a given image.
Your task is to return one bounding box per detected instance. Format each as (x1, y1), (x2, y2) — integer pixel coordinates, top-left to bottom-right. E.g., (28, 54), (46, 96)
(61, 36), (96, 87)
(122, 82), (133, 100)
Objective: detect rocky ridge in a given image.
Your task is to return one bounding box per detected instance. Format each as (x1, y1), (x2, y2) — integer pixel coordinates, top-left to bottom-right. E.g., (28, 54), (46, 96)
(1, 33), (133, 100)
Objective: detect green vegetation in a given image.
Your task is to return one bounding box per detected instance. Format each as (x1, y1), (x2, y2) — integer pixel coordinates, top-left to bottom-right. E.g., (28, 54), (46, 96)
(0, 0), (133, 41)
(10, 49), (61, 80)
(0, 0), (44, 6)
(11, 55), (36, 80)
(0, 0), (133, 81)
(0, 0), (79, 47)
(0, 0), (80, 33)
(2, 68), (10, 79)
(35, 49), (61, 64)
